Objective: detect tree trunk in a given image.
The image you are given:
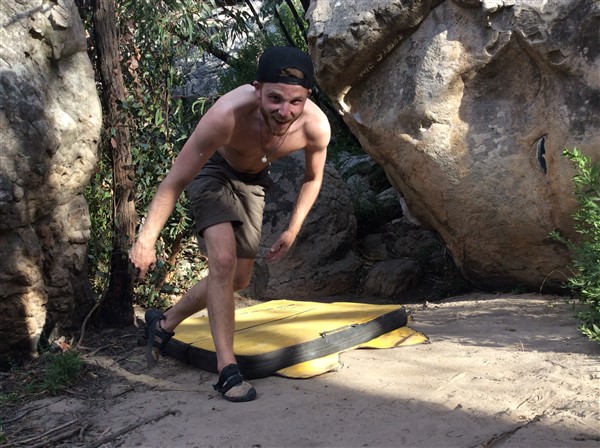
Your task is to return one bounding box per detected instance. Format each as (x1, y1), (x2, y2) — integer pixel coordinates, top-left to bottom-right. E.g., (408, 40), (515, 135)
(92, 0), (136, 327)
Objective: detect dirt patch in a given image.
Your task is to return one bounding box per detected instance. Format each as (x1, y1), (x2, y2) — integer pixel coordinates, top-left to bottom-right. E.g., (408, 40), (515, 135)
(1, 293), (599, 447)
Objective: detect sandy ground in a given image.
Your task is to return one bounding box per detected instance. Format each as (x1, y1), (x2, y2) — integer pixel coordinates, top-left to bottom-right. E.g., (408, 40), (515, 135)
(2, 292), (599, 448)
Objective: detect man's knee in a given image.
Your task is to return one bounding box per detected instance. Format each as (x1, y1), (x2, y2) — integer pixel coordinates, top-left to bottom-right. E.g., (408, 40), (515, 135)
(208, 252), (237, 279)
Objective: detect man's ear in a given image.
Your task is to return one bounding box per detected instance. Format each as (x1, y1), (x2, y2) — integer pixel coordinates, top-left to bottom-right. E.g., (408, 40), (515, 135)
(252, 81), (261, 95)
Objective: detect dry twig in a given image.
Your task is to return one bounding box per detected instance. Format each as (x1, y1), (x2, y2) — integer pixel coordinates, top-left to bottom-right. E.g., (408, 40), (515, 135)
(84, 408), (178, 448)
(1, 417), (78, 448)
(76, 300), (102, 348)
(27, 426), (84, 448)
(475, 414), (544, 448)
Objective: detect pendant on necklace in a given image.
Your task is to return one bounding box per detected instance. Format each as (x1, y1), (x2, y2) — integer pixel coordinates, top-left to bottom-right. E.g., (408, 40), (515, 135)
(261, 155), (268, 163)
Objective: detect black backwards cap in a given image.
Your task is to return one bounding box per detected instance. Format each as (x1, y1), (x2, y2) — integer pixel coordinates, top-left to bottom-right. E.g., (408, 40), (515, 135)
(256, 46), (314, 89)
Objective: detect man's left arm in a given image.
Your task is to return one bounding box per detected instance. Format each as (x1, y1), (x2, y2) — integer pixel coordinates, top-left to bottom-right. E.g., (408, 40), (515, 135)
(266, 117), (330, 262)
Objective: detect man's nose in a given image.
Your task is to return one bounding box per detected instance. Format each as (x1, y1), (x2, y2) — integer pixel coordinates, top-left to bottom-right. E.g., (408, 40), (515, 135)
(278, 103), (291, 117)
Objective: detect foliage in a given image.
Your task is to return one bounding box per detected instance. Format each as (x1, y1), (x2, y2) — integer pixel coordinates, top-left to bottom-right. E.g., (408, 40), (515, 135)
(40, 350), (85, 394)
(115, 1), (207, 308)
(551, 148), (600, 341)
(0, 350), (84, 400)
(85, 146), (113, 298)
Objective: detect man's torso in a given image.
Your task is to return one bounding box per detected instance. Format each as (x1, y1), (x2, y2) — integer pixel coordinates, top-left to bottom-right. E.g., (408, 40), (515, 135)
(214, 85), (319, 174)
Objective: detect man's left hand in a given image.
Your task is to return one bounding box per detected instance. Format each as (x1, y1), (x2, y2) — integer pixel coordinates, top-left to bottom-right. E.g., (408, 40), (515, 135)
(265, 230), (296, 262)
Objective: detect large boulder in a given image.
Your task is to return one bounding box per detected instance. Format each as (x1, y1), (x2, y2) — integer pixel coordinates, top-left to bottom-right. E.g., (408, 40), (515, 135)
(307, 0), (600, 291)
(0, 0), (101, 365)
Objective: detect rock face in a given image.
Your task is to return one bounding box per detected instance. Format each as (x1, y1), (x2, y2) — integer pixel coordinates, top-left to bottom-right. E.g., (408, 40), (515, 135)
(0, 0), (101, 365)
(307, 0), (600, 291)
(363, 258), (422, 297)
(242, 153), (362, 299)
(239, 151), (463, 301)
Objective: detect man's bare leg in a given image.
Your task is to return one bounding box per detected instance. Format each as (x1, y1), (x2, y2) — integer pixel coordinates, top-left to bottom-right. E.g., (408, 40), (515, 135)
(204, 256), (255, 369)
(202, 222), (241, 370)
(201, 223), (256, 401)
(159, 281), (207, 331)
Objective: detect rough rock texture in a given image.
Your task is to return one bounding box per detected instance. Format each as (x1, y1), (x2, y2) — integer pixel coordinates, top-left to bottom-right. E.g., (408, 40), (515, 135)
(363, 258), (422, 298)
(242, 153), (361, 299)
(335, 152), (464, 299)
(337, 152), (404, 237)
(307, 0), (600, 291)
(0, 0), (101, 365)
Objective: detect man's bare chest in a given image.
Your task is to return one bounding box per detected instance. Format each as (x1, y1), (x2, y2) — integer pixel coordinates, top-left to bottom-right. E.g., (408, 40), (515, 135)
(222, 129), (306, 171)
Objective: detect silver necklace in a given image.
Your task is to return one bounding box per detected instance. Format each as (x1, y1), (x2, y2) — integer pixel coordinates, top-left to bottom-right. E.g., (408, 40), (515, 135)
(259, 116), (290, 164)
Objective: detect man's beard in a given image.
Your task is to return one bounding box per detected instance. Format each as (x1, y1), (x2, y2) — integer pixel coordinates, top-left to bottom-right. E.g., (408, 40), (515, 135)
(260, 107), (294, 137)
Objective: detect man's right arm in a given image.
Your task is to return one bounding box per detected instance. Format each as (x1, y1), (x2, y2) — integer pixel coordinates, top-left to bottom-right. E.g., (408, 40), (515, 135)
(129, 142), (208, 279)
(129, 97), (236, 279)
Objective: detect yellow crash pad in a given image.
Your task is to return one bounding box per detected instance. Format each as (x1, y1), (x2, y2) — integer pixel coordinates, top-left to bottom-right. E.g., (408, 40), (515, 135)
(164, 300), (428, 379)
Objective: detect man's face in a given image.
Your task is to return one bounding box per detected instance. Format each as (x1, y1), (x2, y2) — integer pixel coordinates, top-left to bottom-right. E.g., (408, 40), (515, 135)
(255, 82), (310, 136)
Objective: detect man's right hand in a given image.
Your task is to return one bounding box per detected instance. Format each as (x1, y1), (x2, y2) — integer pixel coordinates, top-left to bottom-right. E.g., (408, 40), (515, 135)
(128, 241), (157, 281)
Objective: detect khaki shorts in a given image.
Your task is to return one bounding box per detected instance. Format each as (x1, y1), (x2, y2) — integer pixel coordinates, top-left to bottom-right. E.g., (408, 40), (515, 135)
(186, 152), (272, 259)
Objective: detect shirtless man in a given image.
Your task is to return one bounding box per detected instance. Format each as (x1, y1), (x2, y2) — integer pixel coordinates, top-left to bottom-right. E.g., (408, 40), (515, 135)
(128, 46), (331, 402)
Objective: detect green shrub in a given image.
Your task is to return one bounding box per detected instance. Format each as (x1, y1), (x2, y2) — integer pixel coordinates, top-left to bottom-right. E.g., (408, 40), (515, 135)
(0, 351), (84, 401)
(41, 350), (84, 394)
(552, 148), (600, 341)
